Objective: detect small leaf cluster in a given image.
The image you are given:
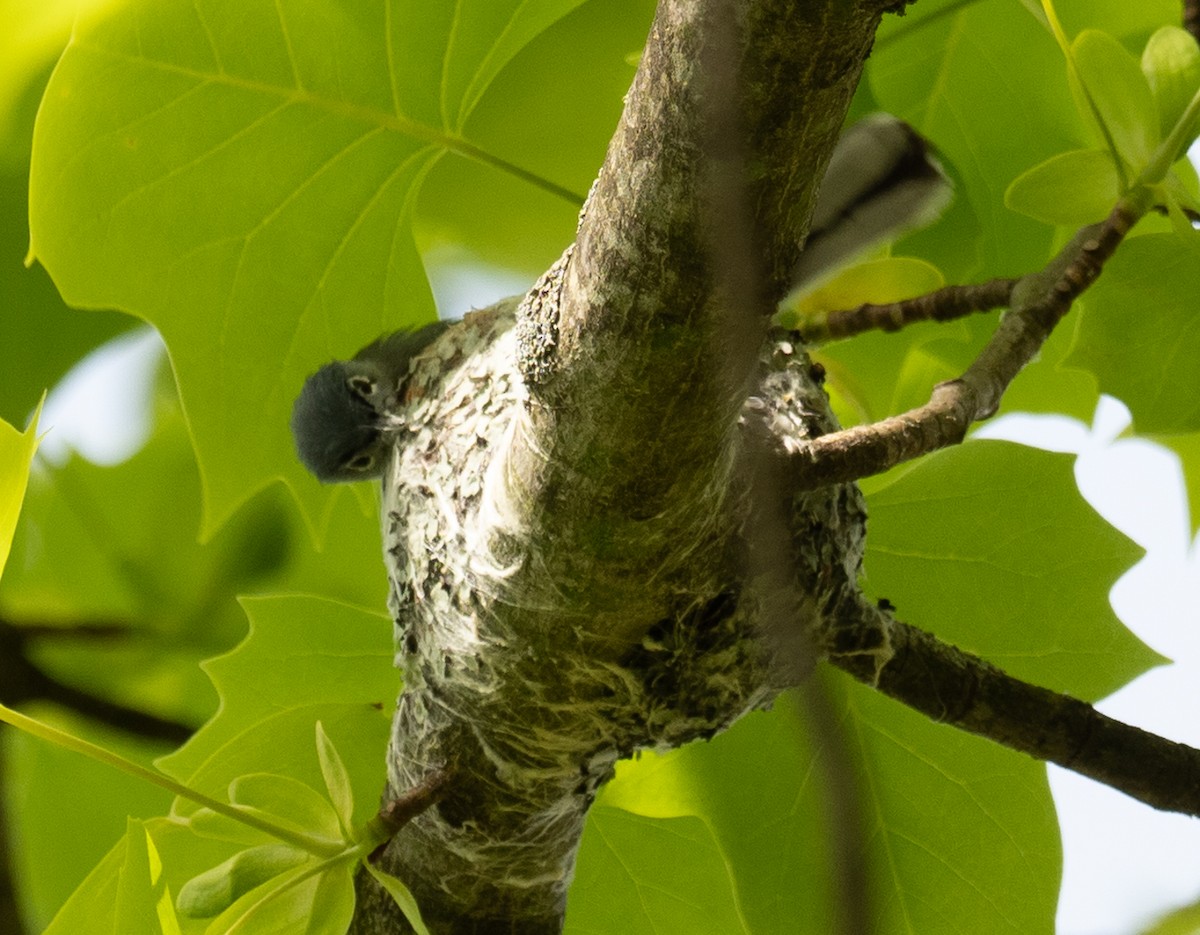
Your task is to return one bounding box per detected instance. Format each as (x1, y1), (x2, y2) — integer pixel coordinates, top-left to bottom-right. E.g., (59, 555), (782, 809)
(1006, 14), (1200, 226)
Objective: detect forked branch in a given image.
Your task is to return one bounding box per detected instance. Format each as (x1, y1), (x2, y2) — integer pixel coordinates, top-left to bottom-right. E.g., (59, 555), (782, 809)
(790, 193), (1148, 489)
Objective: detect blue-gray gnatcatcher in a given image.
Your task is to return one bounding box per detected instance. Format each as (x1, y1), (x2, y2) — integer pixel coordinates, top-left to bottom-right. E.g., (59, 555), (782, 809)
(792, 113), (951, 289)
(291, 322), (449, 483)
(291, 115), (949, 484)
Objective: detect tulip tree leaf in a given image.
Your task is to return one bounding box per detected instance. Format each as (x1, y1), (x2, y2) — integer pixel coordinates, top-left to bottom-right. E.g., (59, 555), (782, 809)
(1005, 148), (1123, 226)
(596, 682), (1062, 935)
(1067, 232), (1200, 435)
(28, 0), (593, 536)
(156, 594), (398, 830)
(864, 439), (1157, 701)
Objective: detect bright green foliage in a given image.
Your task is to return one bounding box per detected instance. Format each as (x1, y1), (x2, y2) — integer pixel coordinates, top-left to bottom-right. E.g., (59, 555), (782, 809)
(1068, 232), (1200, 435)
(1006, 148), (1124, 226)
(115, 819), (183, 935)
(0, 404), (39, 579)
(26, 605), (420, 934)
(781, 256), (945, 326)
(1071, 29), (1160, 174)
(595, 683), (1060, 935)
(1143, 27), (1200, 141)
(177, 844), (309, 919)
(315, 722), (357, 840)
(863, 440), (1158, 701)
(567, 807), (750, 934)
(1160, 432), (1200, 534)
(157, 596), (397, 821)
(26, 0), (644, 536)
(3, 0), (1199, 932)
(362, 862), (431, 935)
(1004, 16), (1200, 228)
(1139, 893), (1200, 935)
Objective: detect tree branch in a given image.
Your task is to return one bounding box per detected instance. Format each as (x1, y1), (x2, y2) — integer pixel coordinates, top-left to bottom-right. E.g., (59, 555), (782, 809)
(828, 600), (1200, 816)
(0, 620), (192, 745)
(791, 276), (1018, 344)
(789, 193), (1148, 489)
(359, 2), (893, 931)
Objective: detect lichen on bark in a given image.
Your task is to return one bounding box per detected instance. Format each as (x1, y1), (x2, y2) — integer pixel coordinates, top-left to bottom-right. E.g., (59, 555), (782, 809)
(350, 1), (897, 932)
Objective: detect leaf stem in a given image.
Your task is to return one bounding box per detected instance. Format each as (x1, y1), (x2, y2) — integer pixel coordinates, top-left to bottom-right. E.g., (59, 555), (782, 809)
(1141, 84), (1200, 183)
(0, 703), (342, 859)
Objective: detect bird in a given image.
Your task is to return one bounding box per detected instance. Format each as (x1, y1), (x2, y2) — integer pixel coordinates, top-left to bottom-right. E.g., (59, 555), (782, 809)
(791, 113), (952, 289)
(291, 115), (949, 484)
(291, 321), (449, 483)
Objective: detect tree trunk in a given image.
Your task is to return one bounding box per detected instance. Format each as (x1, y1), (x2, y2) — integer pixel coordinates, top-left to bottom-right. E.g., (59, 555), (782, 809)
(350, 1), (897, 931)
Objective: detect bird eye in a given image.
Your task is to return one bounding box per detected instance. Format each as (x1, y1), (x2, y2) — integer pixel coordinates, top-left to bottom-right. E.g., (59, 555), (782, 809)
(346, 374), (376, 399)
(344, 452), (375, 473)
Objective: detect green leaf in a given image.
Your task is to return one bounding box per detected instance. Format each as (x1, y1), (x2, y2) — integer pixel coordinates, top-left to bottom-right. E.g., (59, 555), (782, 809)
(1156, 431), (1200, 534)
(45, 816), (260, 935)
(864, 439), (1157, 700)
(156, 594), (398, 829)
(997, 303), (1100, 421)
(0, 405), (298, 728)
(115, 819), (183, 935)
(1072, 29), (1159, 170)
(203, 858), (355, 935)
(845, 680), (1061, 934)
(1053, 0), (1180, 41)
(417, 0), (650, 274)
(817, 313), (991, 428)
(1141, 26), (1200, 142)
(7, 723), (176, 932)
(228, 773), (344, 845)
(1067, 232), (1200, 434)
(0, 175), (133, 427)
(600, 684), (1062, 935)
(315, 721), (356, 839)
(177, 844), (309, 919)
(42, 823), (129, 935)
(1138, 892), (1200, 935)
(363, 861), (432, 935)
(1160, 156), (1200, 216)
(28, 0), (590, 536)
(0, 0), (77, 164)
(0, 400), (40, 579)
(1005, 148), (1123, 225)
(566, 806), (749, 935)
(781, 256), (945, 328)
(871, 0), (1083, 273)
(186, 807), (279, 849)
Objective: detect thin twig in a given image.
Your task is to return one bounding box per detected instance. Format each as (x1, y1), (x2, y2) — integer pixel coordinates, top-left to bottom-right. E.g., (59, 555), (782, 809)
(372, 768), (456, 848)
(828, 599), (1200, 816)
(792, 277), (1018, 344)
(790, 193), (1147, 489)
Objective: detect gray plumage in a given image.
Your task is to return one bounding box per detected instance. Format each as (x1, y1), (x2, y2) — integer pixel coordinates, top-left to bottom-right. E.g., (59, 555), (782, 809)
(291, 321), (450, 483)
(793, 113), (953, 288)
(290, 117), (947, 483)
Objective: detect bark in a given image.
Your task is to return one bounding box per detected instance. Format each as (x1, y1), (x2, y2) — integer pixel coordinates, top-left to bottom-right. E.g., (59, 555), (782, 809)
(350, 1), (896, 931)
